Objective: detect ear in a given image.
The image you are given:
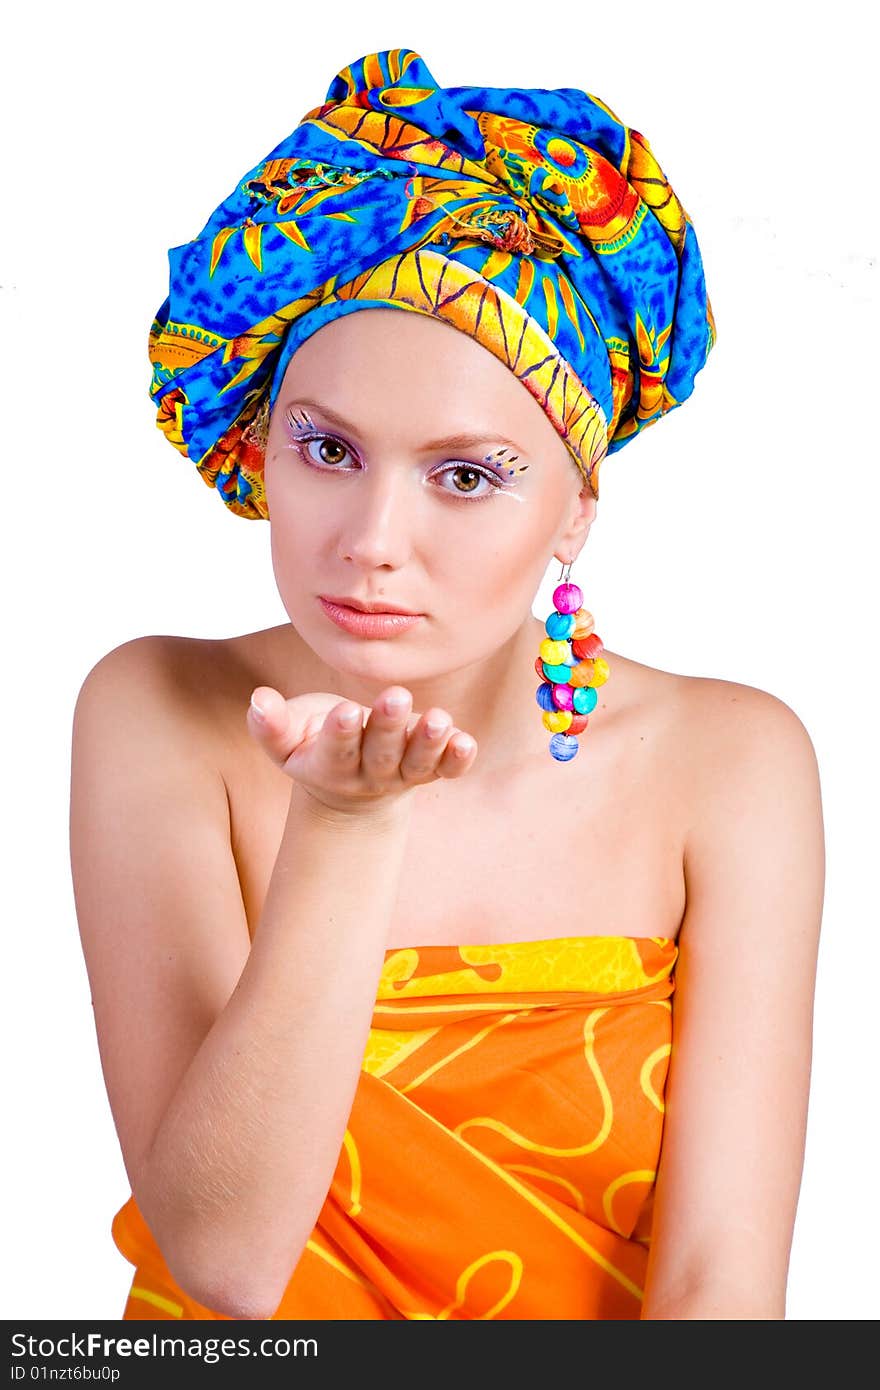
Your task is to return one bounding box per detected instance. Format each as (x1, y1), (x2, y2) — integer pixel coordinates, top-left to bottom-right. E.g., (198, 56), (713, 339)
(556, 483), (598, 562)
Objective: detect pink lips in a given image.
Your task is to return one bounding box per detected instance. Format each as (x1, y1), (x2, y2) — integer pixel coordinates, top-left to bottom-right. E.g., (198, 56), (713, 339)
(318, 597), (424, 638)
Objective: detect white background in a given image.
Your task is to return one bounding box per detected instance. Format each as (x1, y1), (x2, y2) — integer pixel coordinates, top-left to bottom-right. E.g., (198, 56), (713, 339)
(2, 0), (876, 1321)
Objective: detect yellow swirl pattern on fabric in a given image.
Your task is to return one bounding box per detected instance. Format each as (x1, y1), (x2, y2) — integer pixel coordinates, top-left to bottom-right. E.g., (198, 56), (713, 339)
(111, 933), (677, 1320)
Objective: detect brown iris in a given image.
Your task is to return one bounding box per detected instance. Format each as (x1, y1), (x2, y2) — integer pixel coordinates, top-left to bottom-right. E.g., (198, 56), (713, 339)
(317, 438), (347, 464)
(454, 467), (481, 493)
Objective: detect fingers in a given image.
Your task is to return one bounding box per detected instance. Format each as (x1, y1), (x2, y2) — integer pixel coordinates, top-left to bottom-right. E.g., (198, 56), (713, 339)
(442, 732), (478, 774)
(248, 686), (282, 727)
(359, 688), (477, 785)
(318, 699), (367, 767)
(360, 687), (414, 787)
(248, 683), (478, 789)
(400, 708), (477, 781)
(247, 686), (299, 764)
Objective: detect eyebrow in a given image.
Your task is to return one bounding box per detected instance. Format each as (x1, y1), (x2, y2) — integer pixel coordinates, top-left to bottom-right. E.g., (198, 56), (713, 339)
(284, 397), (528, 456)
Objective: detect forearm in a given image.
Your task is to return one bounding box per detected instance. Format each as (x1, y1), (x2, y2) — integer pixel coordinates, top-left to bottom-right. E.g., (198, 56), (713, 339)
(138, 781), (413, 1318)
(641, 1284), (786, 1319)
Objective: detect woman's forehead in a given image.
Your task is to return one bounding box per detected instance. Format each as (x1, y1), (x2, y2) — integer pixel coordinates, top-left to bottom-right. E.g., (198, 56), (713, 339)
(282, 303), (495, 369)
(277, 308), (569, 453)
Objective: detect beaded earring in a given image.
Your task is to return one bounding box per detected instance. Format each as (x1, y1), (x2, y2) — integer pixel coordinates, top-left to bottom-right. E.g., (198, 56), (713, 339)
(535, 560), (610, 762)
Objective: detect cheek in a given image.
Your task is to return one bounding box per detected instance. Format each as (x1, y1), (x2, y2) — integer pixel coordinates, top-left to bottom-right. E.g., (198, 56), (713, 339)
(434, 504), (555, 593)
(267, 497), (316, 603)
(266, 454), (321, 540)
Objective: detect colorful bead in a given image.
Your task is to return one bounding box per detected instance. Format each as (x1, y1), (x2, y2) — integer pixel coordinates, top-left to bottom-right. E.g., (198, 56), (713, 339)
(552, 582), (583, 614)
(542, 660), (572, 683)
(540, 637), (570, 665)
(572, 632), (603, 660)
(549, 732), (579, 762)
(542, 708), (573, 733)
(536, 574), (608, 761)
(551, 683), (574, 711)
(573, 685), (597, 715)
(535, 683), (556, 711)
(568, 659), (596, 687)
(545, 611), (575, 640)
(571, 608), (595, 638)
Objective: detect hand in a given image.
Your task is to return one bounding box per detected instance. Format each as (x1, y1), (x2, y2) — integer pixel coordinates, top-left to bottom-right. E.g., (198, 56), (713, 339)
(246, 685), (478, 816)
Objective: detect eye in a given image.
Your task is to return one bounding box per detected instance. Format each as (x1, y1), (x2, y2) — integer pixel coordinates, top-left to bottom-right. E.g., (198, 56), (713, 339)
(287, 427), (508, 501)
(299, 434), (355, 468)
(431, 463), (505, 500)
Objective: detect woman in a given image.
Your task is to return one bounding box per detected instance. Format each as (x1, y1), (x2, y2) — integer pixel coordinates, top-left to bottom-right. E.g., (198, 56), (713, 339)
(69, 48), (825, 1320)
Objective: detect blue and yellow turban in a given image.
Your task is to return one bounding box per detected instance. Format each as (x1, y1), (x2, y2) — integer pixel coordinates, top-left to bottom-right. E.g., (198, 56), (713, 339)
(148, 47), (716, 518)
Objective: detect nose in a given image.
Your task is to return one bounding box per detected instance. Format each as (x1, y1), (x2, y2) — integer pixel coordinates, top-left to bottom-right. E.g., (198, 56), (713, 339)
(337, 466), (414, 569)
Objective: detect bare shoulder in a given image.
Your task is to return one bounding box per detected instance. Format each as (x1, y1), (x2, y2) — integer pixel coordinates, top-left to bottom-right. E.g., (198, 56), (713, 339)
(588, 652), (795, 784)
(76, 632), (250, 762)
(665, 668), (825, 965)
(672, 671), (822, 825)
(677, 669), (818, 743)
(78, 631), (236, 710)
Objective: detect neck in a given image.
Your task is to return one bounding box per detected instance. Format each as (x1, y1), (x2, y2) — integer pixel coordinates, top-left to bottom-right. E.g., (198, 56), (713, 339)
(274, 612), (552, 772)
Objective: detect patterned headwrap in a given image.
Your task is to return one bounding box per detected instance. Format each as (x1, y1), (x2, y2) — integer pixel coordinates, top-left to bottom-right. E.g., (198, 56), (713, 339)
(148, 48), (716, 518)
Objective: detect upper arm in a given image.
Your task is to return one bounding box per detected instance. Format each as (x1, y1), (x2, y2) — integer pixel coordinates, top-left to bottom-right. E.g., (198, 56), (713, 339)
(641, 679), (826, 1318)
(70, 637), (253, 1212)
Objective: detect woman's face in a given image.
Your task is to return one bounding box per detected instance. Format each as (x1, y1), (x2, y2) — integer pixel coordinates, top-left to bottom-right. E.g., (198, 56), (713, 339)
(264, 307), (596, 686)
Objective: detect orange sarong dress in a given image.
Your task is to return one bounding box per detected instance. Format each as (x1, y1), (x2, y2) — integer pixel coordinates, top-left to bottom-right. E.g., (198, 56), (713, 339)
(111, 933), (677, 1320)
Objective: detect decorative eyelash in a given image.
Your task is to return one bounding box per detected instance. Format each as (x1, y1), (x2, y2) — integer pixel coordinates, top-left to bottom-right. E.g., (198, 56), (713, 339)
(287, 407), (318, 434)
(287, 410), (528, 477)
(284, 408), (521, 495)
(484, 447), (530, 477)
